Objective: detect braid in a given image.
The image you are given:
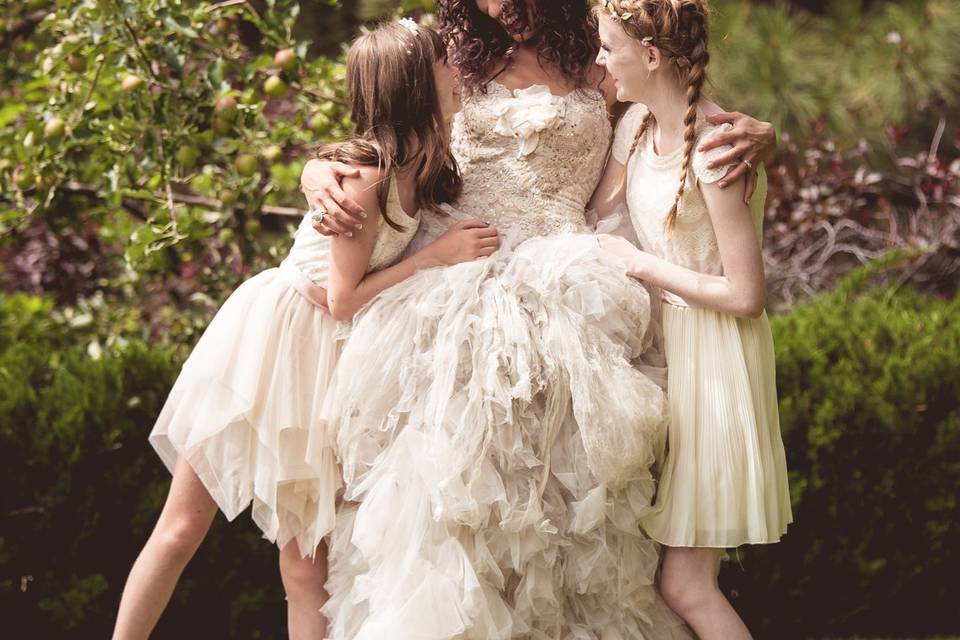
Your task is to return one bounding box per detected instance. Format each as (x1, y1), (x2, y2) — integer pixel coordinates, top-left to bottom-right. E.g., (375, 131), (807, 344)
(596, 0), (711, 232)
(665, 7), (709, 231)
(617, 110), (654, 189)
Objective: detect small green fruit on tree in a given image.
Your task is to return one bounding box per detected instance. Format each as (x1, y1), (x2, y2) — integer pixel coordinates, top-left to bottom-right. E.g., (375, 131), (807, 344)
(274, 48), (297, 73)
(234, 153), (258, 177)
(176, 145), (201, 169)
(43, 117), (66, 140)
(263, 75), (287, 98)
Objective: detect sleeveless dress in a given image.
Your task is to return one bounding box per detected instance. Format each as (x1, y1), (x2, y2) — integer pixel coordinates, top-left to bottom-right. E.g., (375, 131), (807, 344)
(148, 176), (419, 557)
(612, 104), (793, 547)
(321, 85), (692, 639)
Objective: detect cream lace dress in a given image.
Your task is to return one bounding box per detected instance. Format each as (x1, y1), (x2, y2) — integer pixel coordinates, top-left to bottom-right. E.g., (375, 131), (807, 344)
(149, 176), (419, 557)
(612, 104), (793, 548)
(321, 86), (692, 639)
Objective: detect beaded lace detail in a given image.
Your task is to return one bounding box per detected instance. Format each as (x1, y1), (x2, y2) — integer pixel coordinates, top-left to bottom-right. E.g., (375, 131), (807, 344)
(449, 82), (612, 242)
(368, 177), (420, 271)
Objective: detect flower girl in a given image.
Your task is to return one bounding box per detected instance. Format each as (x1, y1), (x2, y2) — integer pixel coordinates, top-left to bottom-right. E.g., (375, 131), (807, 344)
(111, 20), (498, 640)
(594, 1), (793, 637)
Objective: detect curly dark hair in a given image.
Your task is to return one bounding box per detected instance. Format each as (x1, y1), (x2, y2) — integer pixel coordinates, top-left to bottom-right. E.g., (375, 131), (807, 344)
(437, 0), (599, 93)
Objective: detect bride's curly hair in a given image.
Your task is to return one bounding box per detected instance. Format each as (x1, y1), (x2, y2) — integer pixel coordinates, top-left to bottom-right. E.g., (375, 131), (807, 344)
(438, 0), (599, 92)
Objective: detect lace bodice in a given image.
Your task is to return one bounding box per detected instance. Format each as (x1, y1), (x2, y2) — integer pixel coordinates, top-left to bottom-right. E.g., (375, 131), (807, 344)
(612, 104), (766, 278)
(448, 83), (612, 242)
(288, 176), (420, 286)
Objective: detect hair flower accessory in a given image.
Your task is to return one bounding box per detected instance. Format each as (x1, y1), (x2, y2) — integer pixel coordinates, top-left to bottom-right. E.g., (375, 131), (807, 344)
(601, 0), (634, 21)
(398, 17), (419, 34)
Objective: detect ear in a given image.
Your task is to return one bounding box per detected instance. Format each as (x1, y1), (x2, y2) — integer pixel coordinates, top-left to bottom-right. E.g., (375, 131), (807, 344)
(645, 45), (664, 71)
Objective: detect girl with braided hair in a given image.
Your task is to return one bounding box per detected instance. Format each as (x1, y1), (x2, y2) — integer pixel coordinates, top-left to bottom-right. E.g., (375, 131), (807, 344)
(594, 1), (792, 637)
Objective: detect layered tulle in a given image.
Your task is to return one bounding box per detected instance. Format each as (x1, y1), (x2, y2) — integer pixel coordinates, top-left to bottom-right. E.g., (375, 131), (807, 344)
(641, 305), (793, 548)
(149, 268), (341, 557)
(321, 233), (693, 639)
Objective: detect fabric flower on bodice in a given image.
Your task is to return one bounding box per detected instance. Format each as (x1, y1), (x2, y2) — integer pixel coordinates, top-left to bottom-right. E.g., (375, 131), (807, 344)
(492, 85), (567, 158)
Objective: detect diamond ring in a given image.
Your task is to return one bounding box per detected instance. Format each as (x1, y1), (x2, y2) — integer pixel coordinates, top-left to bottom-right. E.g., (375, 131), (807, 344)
(310, 208), (327, 224)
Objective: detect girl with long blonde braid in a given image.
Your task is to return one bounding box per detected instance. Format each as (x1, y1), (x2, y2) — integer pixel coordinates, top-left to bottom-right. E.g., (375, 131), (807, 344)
(593, 1), (793, 637)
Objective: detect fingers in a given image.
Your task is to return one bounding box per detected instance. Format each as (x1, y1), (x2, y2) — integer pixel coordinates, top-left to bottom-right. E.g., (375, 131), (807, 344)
(744, 169), (757, 203)
(699, 130), (739, 154)
(704, 111), (742, 127)
(304, 191), (324, 212)
(478, 236), (500, 249)
(475, 225), (499, 239)
(328, 183), (367, 219)
(706, 141), (750, 169)
(312, 224), (337, 237)
(453, 217), (491, 230)
(717, 160), (748, 189)
(331, 162), (362, 180)
(474, 245), (498, 259)
(312, 204), (359, 237)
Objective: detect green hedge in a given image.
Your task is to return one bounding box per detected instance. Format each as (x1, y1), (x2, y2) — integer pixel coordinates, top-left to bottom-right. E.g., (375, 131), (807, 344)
(0, 294), (284, 638)
(0, 271), (958, 638)
(722, 272), (960, 638)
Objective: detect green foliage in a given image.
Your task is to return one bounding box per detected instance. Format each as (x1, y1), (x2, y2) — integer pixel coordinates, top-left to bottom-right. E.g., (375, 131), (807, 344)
(708, 0), (960, 147)
(0, 293), (285, 637)
(0, 0), (349, 292)
(2, 270), (958, 636)
(720, 266), (960, 638)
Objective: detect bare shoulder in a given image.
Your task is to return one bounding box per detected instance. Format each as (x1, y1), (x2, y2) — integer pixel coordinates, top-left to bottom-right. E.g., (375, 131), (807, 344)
(341, 165), (387, 209)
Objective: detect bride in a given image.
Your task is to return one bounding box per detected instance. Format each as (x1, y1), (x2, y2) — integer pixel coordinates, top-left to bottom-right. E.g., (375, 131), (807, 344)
(303, 2), (773, 637)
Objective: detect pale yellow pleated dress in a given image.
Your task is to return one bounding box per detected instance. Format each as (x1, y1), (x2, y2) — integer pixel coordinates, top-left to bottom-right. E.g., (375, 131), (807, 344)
(612, 104), (793, 547)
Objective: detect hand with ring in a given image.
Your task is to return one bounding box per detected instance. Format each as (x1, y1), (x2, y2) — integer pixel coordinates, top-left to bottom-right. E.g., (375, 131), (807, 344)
(698, 111), (776, 203)
(301, 159), (367, 237)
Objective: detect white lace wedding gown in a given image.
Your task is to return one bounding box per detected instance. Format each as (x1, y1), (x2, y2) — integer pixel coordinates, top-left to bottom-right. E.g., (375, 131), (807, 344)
(321, 85), (693, 639)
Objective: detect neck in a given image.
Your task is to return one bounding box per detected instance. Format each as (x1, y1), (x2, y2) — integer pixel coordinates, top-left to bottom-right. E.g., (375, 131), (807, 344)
(642, 76), (691, 150)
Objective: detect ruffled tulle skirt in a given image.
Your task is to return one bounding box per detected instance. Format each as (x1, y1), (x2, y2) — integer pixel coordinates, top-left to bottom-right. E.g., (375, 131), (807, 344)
(640, 304), (793, 548)
(322, 232), (693, 639)
(149, 265), (341, 557)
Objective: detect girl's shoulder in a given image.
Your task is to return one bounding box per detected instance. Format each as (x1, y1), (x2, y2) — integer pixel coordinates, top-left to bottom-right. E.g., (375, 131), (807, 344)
(690, 120), (735, 185)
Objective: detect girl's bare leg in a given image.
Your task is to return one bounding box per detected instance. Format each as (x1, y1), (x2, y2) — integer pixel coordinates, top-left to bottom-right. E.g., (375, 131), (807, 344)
(279, 540), (329, 640)
(660, 546), (752, 640)
(112, 458), (218, 640)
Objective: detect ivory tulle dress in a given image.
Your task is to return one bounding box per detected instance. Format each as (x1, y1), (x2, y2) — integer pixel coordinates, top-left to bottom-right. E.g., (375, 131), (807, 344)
(148, 176), (419, 557)
(612, 104), (793, 548)
(321, 85), (693, 639)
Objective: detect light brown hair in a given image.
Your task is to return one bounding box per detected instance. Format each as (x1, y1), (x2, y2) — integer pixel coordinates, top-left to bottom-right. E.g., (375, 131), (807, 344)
(315, 22), (461, 229)
(597, 0), (710, 231)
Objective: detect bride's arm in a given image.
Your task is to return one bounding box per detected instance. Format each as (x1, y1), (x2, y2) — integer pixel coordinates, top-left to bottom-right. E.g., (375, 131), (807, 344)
(586, 154), (627, 222)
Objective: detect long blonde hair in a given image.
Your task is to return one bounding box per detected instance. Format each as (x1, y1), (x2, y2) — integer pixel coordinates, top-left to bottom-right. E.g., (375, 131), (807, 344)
(315, 22), (461, 229)
(597, 0), (711, 231)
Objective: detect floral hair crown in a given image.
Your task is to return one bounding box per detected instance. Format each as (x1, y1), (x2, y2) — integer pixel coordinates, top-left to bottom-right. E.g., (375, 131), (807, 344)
(397, 17), (419, 35)
(600, 0), (655, 46)
(600, 0), (633, 21)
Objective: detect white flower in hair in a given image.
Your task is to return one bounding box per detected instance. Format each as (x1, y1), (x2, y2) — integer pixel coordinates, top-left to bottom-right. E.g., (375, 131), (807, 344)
(398, 17), (419, 34)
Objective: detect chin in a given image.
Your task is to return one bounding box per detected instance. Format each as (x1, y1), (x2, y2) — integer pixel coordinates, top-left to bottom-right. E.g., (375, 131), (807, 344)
(617, 86), (640, 103)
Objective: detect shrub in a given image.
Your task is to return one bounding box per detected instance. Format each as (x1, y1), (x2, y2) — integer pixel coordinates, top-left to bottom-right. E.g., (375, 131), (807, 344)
(720, 267), (960, 639)
(0, 293), (286, 638)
